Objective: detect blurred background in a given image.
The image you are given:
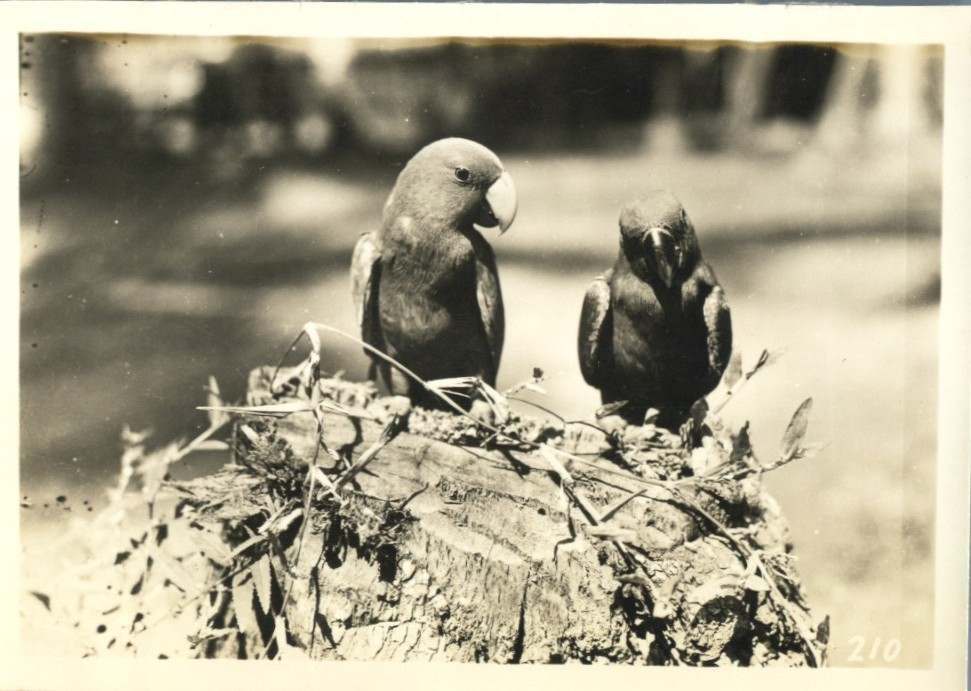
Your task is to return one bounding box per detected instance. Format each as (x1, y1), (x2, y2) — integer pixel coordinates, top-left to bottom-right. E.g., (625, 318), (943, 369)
(19, 34), (940, 667)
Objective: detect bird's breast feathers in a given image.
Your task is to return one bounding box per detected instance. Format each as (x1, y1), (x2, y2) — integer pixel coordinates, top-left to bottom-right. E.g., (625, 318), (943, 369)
(384, 216), (476, 278)
(377, 270), (486, 360)
(378, 224), (481, 332)
(609, 269), (706, 360)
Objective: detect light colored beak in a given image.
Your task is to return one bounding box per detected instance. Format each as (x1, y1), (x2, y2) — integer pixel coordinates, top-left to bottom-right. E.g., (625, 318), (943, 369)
(647, 226), (676, 288)
(648, 226), (673, 247)
(485, 171), (518, 234)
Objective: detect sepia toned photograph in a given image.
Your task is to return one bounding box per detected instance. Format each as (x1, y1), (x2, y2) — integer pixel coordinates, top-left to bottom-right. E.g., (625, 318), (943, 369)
(12, 6), (962, 682)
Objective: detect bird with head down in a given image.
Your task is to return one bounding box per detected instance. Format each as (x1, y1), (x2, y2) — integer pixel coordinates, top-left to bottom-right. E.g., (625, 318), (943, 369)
(578, 191), (732, 428)
(351, 138), (517, 410)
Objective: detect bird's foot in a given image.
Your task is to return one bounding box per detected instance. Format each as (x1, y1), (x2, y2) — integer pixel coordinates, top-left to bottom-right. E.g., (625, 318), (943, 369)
(368, 395), (413, 424)
(469, 399), (498, 428)
(598, 414), (629, 438)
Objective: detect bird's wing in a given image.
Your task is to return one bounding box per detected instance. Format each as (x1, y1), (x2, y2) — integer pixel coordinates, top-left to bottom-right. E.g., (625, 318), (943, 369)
(350, 232), (383, 354)
(577, 272), (613, 387)
(471, 235), (504, 383)
(702, 284), (732, 377)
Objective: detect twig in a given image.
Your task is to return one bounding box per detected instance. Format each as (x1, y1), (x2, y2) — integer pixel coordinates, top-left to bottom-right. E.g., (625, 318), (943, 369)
(171, 420), (231, 465)
(270, 330), (314, 395)
(709, 349), (774, 415)
(334, 415), (405, 490)
(506, 395), (566, 424)
(282, 404), (326, 609)
(598, 489), (650, 523)
(507, 395), (612, 440)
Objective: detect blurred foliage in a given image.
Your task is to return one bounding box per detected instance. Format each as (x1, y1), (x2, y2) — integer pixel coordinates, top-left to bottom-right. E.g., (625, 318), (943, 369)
(20, 34), (942, 177)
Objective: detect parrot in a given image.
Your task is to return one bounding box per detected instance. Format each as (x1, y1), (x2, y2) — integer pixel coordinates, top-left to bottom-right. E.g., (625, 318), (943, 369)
(350, 138), (517, 410)
(577, 191), (732, 427)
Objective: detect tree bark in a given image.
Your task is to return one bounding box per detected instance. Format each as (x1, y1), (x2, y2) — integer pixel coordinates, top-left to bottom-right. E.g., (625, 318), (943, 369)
(179, 368), (826, 666)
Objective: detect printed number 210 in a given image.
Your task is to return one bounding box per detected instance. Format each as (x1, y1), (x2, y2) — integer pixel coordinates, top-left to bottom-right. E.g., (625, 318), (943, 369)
(847, 636), (902, 663)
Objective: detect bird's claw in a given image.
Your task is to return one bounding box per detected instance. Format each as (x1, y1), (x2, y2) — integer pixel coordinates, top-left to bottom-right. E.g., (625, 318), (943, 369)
(368, 395), (413, 424)
(599, 414), (629, 439)
(469, 399), (498, 428)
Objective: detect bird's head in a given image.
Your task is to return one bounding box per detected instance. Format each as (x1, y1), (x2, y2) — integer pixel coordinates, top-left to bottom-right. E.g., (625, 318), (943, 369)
(387, 138), (518, 235)
(619, 191), (700, 289)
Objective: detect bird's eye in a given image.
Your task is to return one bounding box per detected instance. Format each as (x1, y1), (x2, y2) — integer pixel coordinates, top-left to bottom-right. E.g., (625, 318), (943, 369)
(454, 167), (471, 183)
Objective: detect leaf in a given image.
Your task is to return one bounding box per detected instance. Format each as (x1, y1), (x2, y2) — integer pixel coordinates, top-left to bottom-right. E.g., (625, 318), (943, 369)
(503, 368), (547, 397)
(723, 351), (743, 389)
(302, 322), (322, 355)
(231, 573), (260, 639)
(114, 550), (132, 565)
(272, 508), (304, 535)
(426, 377), (509, 422)
(312, 466), (342, 503)
(538, 446), (575, 486)
(689, 398), (709, 429)
(743, 573), (771, 593)
(228, 533), (268, 560)
(238, 424), (262, 445)
(595, 400), (629, 419)
(129, 572), (145, 596)
(476, 379), (511, 423)
(129, 611), (145, 635)
(206, 376), (226, 427)
(764, 347), (786, 368)
(730, 422), (752, 463)
(210, 398), (369, 420)
(154, 522), (169, 546)
(555, 482), (570, 513)
(193, 530), (233, 566)
(29, 591), (51, 611)
(642, 408), (660, 425)
(193, 440), (231, 452)
(682, 398), (709, 444)
(198, 401), (317, 418)
(615, 573), (653, 589)
(188, 627), (236, 647)
(426, 376), (478, 393)
(816, 614), (831, 645)
(746, 349), (770, 378)
(685, 576), (740, 605)
(139, 443), (180, 505)
(585, 525), (638, 542)
(780, 397), (813, 461)
(155, 552), (195, 593)
(253, 555), (274, 616)
(274, 616), (309, 660)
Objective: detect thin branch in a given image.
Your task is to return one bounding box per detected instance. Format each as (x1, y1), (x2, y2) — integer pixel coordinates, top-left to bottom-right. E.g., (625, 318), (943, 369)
(334, 415), (405, 490)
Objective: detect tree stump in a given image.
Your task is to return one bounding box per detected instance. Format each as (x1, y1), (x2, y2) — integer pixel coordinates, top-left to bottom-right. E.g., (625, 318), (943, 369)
(165, 367), (827, 666)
